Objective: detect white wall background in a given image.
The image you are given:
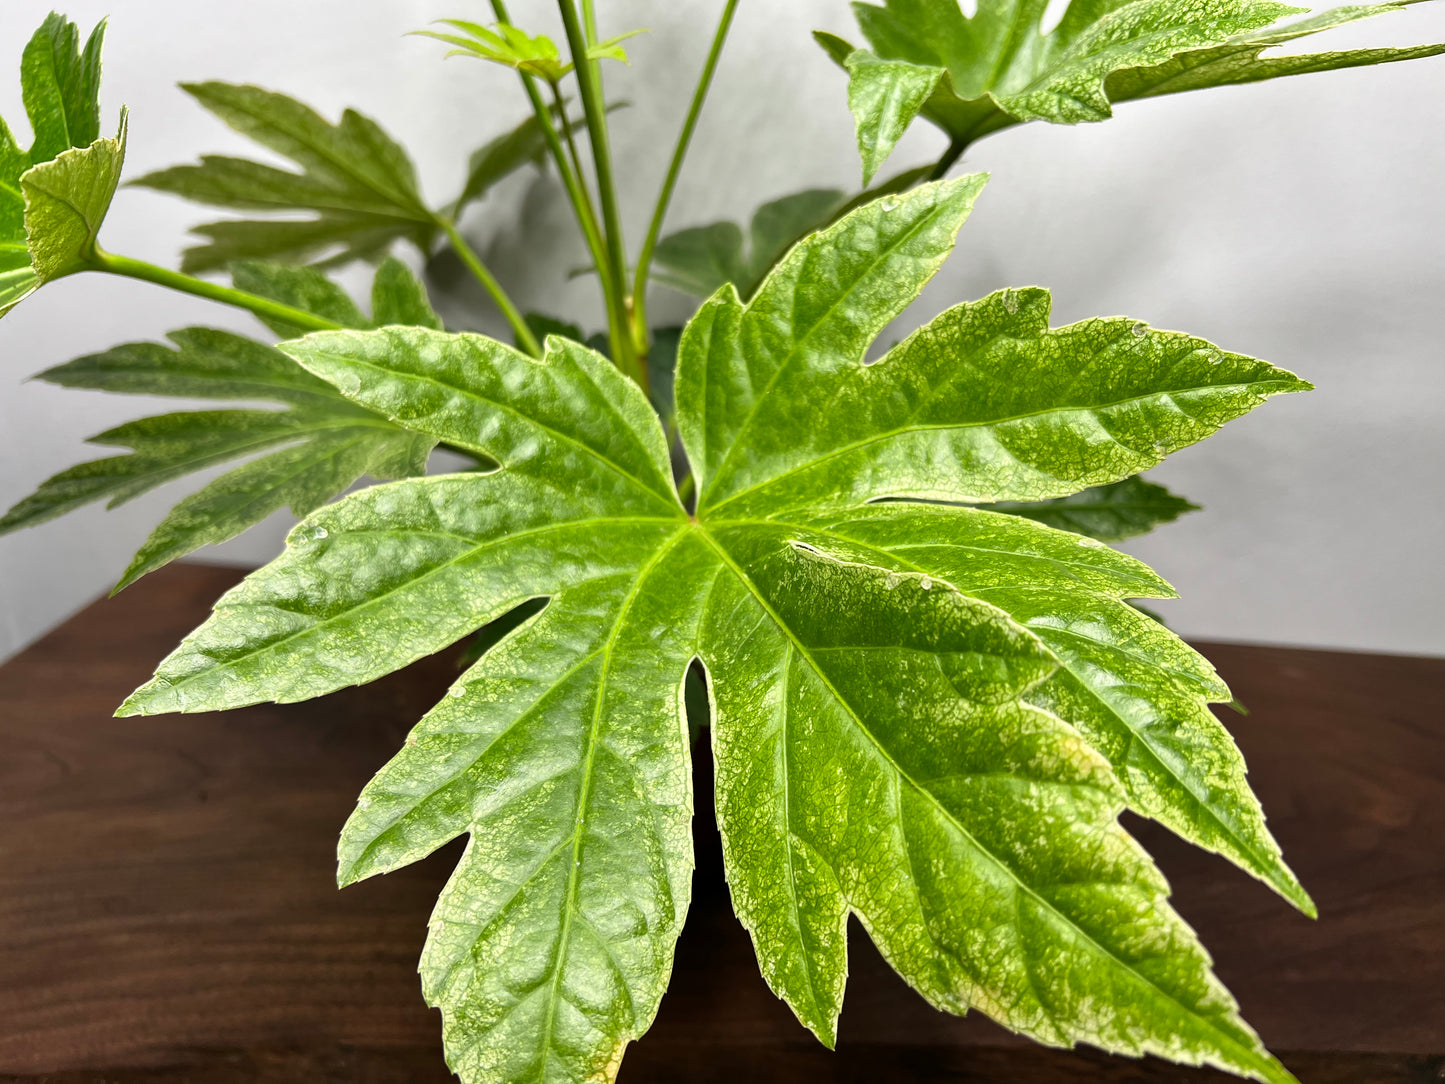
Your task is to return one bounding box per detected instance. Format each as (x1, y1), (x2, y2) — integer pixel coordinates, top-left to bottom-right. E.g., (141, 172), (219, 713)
(2, 0), (1443, 659)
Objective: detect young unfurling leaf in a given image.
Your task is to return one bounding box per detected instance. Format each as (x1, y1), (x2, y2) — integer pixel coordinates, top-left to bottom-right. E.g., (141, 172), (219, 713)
(119, 180), (1311, 1084)
(1, 14), (122, 318)
(415, 20), (645, 81)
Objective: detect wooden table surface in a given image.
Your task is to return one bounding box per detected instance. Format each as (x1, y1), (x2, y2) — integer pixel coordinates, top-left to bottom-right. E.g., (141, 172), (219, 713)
(1, 562), (1442, 1083)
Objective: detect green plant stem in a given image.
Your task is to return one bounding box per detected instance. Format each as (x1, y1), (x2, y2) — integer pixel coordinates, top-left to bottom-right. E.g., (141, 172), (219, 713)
(632, 0), (740, 341)
(550, 80), (599, 230)
(928, 135), (969, 181)
(556, 0), (644, 391)
(488, 0), (627, 372)
(91, 250), (344, 332)
(437, 218), (541, 357)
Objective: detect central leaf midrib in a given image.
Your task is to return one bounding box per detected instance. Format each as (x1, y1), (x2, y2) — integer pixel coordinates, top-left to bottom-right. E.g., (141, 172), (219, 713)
(776, 640), (830, 1029)
(536, 526), (687, 1066)
(698, 527), (1269, 1070)
(705, 378), (1280, 516)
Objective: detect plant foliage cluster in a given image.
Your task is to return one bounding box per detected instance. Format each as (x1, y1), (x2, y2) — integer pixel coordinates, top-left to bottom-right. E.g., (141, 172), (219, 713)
(2, 4), (1441, 1082)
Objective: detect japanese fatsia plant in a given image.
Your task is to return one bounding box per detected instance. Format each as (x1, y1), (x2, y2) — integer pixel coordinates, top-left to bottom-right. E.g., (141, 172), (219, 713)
(3, 3), (1441, 1082)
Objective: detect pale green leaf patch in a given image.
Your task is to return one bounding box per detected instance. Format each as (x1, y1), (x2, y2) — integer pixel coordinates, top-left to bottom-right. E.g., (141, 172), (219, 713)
(843, 50), (944, 183)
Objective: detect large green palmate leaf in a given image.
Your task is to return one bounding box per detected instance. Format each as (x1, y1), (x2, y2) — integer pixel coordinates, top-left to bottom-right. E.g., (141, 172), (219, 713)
(0, 258), (441, 589)
(119, 179), (1311, 1084)
(818, 1), (1445, 178)
(132, 83), (437, 272)
(1, 14), (126, 318)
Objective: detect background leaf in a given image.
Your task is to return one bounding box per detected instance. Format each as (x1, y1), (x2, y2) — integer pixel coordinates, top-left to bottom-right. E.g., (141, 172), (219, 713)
(232, 257), (442, 337)
(0, 326), (434, 589)
(983, 475), (1200, 541)
(821, 0), (1445, 169)
(132, 83), (437, 271)
(843, 50), (943, 183)
(20, 12), (104, 163)
(651, 187), (844, 299)
(450, 100), (618, 219)
(372, 256), (444, 329)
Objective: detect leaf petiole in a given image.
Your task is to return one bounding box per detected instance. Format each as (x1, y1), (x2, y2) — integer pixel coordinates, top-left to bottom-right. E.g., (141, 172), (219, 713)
(556, 0), (645, 391)
(433, 217), (542, 357)
(90, 249), (344, 333)
(549, 80), (600, 235)
(632, 0), (740, 344)
(488, 0), (626, 373)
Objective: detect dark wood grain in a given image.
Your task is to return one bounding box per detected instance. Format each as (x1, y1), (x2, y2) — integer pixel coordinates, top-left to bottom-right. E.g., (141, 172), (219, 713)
(0, 562), (1441, 1082)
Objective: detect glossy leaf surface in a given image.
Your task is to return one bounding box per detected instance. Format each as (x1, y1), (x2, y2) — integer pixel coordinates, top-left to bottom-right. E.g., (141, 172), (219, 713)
(118, 182), (1310, 1084)
(132, 83), (436, 271)
(823, 0), (1445, 174)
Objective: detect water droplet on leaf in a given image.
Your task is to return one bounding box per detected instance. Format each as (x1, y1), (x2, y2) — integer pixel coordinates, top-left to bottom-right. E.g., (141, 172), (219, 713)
(1002, 290), (1019, 314)
(1131, 322), (1148, 339)
(920, 575), (933, 590)
(880, 196), (900, 211)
